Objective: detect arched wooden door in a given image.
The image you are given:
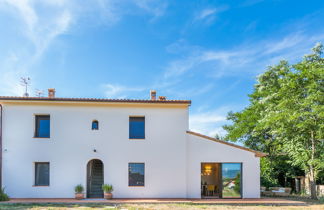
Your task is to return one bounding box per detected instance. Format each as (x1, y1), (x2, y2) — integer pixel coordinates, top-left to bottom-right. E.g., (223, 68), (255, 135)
(87, 159), (104, 198)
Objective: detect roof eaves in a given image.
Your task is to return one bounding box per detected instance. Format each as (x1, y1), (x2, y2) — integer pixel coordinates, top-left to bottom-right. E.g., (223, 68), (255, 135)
(0, 96), (191, 105)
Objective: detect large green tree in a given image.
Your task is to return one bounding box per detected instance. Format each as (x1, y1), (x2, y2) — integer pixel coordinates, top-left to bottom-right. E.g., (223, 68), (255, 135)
(224, 43), (324, 199)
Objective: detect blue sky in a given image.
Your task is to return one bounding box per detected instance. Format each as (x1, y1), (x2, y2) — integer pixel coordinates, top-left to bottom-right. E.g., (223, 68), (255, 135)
(1, 0), (324, 137)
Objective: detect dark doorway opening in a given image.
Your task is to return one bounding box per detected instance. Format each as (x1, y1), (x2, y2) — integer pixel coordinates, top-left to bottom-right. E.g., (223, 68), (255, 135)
(87, 159), (104, 198)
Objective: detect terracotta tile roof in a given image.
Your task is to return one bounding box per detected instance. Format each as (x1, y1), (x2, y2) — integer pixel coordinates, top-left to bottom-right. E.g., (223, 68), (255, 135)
(187, 131), (267, 157)
(0, 96), (191, 105)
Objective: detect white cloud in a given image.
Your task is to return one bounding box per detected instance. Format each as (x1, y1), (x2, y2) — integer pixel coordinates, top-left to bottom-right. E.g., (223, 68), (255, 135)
(189, 107), (230, 137)
(194, 6), (228, 25)
(156, 31), (324, 105)
(196, 8), (217, 20)
(94, 0), (168, 24)
(0, 0), (76, 96)
(163, 32), (324, 79)
(207, 127), (228, 138)
(190, 112), (226, 124)
(163, 48), (247, 79)
(164, 55), (200, 78)
(0, 49), (32, 96)
(0, 0), (168, 96)
(133, 0), (167, 18)
(0, 72), (25, 96)
(263, 33), (305, 54)
(157, 32), (324, 138)
(163, 47), (239, 79)
(201, 51), (238, 63)
(162, 30), (324, 137)
(103, 84), (146, 99)
(1, 0), (73, 59)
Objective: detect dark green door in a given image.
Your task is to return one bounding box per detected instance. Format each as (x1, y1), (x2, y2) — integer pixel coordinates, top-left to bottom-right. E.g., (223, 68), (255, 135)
(87, 159), (104, 198)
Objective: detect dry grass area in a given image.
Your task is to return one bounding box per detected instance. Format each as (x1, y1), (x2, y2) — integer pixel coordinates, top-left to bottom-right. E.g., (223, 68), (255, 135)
(0, 203), (323, 210)
(121, 203), (323, 210)
(0, 198), (323, 210)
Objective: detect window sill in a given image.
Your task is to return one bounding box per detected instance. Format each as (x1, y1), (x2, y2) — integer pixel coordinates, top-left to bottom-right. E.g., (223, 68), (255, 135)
(32, 185), (50, 187)
(129, 138), (145, 140)
(33, 137), (50, 139)
(128, 186), (145, 187)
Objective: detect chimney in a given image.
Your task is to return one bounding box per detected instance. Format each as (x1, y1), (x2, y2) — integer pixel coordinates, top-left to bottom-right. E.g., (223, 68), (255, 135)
(150, 90), (156, 100)
(48, 88), (55, 98)
(159, 96), (166, 101)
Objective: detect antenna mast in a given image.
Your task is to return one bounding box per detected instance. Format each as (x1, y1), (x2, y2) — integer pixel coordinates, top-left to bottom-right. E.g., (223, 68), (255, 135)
(20, 77), (31, 97)
(35, 89), (44, 97)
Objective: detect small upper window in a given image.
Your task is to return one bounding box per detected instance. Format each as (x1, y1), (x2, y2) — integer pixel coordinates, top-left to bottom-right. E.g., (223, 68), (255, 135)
(129, 117), (145, 139)
(92, 120), (99, 130)
(35, 115), (50, 138)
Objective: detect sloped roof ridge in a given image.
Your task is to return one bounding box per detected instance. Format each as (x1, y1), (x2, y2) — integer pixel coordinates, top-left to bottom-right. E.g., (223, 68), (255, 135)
(0, 96), (191, 104)
(186, 130), (267, 157)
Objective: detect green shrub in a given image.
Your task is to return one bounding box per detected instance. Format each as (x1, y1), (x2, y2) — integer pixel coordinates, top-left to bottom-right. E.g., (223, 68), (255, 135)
(102, 184), (113, 193)
(0, 188), (9, 201)
(74, 184), (84, 193)
(318, 196), (324, 203)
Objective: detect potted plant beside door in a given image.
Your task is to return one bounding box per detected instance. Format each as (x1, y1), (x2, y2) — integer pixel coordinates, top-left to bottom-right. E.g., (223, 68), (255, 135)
(74, 184), (85, 200)
(102, 184), (114, 199)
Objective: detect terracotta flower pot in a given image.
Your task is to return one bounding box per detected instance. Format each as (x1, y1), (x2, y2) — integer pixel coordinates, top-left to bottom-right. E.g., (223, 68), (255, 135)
(104, 192), (113, 199)
(75, 193), (85, 200)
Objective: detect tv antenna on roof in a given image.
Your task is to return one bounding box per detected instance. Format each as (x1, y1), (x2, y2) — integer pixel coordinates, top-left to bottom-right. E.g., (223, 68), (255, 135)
(35, 89), (44, 97)
(20, 77), (31, 97)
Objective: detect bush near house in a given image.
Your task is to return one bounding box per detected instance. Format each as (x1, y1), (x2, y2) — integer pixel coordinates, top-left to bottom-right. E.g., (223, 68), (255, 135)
(0, 188), (9, 201)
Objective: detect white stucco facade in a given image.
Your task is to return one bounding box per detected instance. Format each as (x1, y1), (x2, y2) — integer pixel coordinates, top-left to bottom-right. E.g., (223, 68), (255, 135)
(0, 98), (263, 199)
(186, 133), (261, 198)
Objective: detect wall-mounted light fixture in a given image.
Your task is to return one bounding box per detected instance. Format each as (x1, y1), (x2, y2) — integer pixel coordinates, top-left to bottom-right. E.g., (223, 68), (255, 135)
(203, 165), (212, 176)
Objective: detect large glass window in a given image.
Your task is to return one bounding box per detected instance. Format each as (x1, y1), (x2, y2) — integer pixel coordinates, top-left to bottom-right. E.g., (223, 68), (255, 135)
(221, 163), (242, 198)
(35, 115), (50, 138)
(35, 162), (50, 186)
(128, 163), (145, 186)
(129, 117), (145, 139)
(201, 163), (221, 197)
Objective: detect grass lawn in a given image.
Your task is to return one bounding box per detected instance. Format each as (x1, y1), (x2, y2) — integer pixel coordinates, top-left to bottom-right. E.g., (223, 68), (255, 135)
(0, 204), (322, 210)
(0, 202), (322, 210)
(0, 197), (323, 210)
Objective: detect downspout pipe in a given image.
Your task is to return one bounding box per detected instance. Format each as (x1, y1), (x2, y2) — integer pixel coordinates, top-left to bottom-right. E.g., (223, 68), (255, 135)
(0, 104), (2, 189)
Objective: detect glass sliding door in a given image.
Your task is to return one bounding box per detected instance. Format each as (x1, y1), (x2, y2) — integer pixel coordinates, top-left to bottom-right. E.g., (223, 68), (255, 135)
(201, 163), (221, 198)
(221, 163), (242, 198)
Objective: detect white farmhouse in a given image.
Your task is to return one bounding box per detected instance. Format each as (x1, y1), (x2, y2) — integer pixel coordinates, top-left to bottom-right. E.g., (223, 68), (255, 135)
(0, 89), (265, 199)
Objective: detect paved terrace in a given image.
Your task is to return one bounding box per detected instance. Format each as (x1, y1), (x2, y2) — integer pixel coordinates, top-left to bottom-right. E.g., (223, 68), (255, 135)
(3, 198), (306, 206)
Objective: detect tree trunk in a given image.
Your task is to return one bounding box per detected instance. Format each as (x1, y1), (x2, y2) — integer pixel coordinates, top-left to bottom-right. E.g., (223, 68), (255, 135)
(309, 166), (317, 199)
(309, 131), (317, 200)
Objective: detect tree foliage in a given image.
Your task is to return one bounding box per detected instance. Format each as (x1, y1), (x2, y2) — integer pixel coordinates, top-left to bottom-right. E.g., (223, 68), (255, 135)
(223, 43), (324, 199)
